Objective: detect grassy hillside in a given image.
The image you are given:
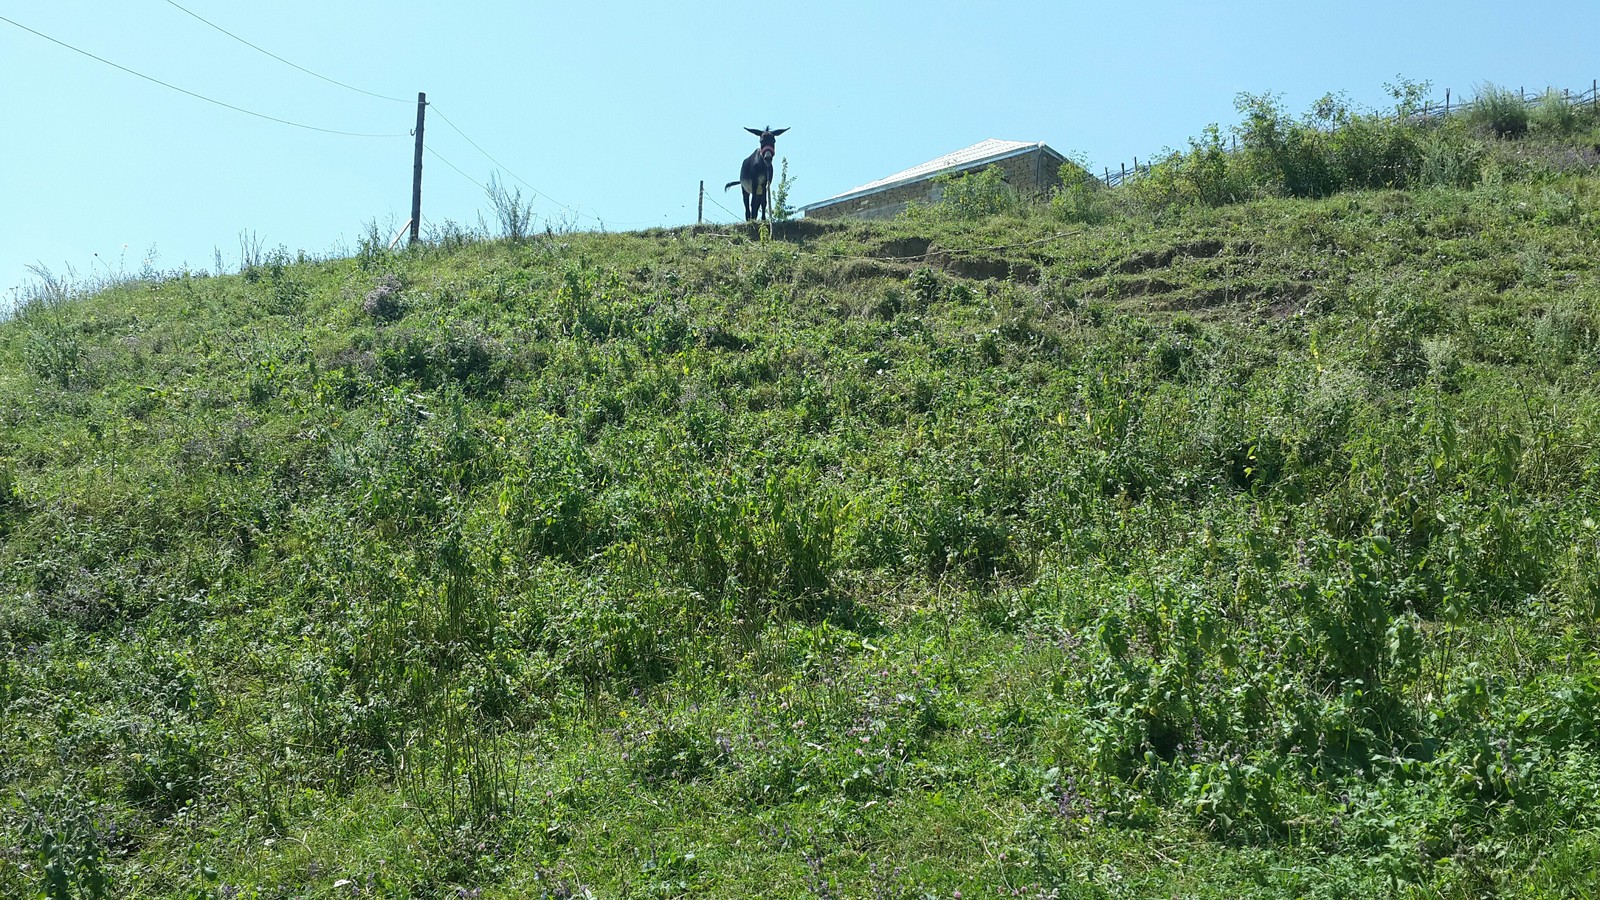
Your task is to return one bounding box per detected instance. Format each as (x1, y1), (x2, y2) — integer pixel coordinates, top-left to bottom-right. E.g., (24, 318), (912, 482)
(5, 100), (1600, 897)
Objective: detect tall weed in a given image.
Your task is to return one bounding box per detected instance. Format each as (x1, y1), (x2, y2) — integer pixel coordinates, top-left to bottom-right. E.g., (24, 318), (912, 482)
(1469, 83), (1530, 138)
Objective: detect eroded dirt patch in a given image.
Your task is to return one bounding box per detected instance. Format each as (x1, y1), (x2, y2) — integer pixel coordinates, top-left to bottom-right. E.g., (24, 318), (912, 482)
(871, 237), (933, 260)
(1115, 239), (1245, 274)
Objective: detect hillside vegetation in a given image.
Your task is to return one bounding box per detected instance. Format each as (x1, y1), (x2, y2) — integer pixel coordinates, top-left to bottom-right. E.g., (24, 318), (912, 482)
(4, 85), (1600, 898)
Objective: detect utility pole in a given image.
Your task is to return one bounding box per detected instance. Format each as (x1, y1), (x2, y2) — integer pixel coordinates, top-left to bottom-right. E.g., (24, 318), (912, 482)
(410, 92), (426, 246)
(698, 180), (704, 225)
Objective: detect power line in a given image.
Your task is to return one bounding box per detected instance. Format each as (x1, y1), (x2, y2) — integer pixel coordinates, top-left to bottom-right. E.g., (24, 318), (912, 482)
(160, 0), (410, 104)
(425, 146), (489, 194)
(427, 104), (587, 216)
(139, 3), (644, 228)
(425, 105), (656, 229)
(706, 191), (744, 221)
(0, 14), (407, 138)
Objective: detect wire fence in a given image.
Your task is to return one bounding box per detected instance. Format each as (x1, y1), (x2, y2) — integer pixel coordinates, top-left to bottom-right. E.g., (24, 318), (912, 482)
(1098, 79), (1600, 188)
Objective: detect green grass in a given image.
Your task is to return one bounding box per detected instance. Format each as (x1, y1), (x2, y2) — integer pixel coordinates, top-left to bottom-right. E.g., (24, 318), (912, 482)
(4, 102), (1600, 899)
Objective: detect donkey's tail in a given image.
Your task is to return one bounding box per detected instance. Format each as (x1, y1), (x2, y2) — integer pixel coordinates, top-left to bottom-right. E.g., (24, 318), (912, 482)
(725, 181), (740, 191)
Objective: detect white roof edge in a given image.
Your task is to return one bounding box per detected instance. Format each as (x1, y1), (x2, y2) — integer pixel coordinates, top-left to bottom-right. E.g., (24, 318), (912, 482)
(801, 140), (1065, 212)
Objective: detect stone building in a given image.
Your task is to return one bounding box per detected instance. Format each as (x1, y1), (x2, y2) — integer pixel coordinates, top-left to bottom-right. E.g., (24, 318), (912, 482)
(800, 139), (1069, 221)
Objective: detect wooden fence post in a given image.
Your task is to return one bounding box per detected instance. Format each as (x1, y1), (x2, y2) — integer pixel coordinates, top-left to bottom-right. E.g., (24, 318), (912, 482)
(410, 92), (426, 246)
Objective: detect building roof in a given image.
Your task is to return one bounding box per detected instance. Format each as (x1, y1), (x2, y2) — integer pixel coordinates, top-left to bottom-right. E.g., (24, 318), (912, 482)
(801, 139), (1062, 212)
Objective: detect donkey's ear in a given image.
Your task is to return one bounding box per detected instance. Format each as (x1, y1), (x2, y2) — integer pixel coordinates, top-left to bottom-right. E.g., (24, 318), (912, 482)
(745, 127), (765, 136)
(769, 128), (789, 136)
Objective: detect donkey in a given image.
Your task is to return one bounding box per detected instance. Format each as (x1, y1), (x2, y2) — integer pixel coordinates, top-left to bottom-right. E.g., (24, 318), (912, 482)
(725, 127), (788, 221)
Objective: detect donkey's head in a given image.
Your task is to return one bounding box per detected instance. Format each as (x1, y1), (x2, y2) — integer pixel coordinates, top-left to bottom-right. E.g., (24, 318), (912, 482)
(746, 126), (788, 160)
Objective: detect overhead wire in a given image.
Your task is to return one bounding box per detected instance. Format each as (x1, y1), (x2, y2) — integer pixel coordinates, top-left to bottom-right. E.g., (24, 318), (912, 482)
(427, 103), (657, 229)
(5, 12), (673, 232)
(705, 188), (744, 222)
(135, 3), (614, 226)
(160, 0), (411, 104)
(140, 6), (635, 229)
(427, 104), (585, 216)
(425, 146), (490, 195)
(0, 14), (407, 138)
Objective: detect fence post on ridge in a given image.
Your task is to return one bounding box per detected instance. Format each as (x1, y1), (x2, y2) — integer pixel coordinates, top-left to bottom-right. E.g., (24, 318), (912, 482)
(410, 92), (426, 246)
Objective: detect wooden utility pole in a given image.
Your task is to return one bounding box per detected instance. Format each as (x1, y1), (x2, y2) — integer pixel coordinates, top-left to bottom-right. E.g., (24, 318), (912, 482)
(410, 92), (426, 246)
(698, 181), (704, 225)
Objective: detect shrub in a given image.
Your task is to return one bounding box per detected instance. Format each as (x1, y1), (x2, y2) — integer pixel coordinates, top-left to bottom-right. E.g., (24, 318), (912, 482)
(771, 157), (796, 222)
(361, 273), (406, 320)
(1416, 125), (1486, 188)
(1052, 157), (1112, 224)
(1532, 89), (1581, 135)
(377, 321), (507, 394)
(1234, 91), (1337, 198)
(485, 172), (537, 242)
(651, 468), (851, 616)
(496, 422), (601, 560)
(21, 793), (111, 900)
(20, 314), (84, 387)
(1123, 124), (1254, 212)
(1324, 112), (1419, 189)
(905, 165), (1023, 221)
(1469, 83), (1530, 138)
(0, 459), (18, 533)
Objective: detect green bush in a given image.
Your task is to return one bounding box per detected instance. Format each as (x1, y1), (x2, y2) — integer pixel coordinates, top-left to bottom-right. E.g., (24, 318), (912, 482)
(1532, 89), (1581, 135)
(904, 165), (1023, 221)
(1469, 82), (1531, 138)
(20, 314), (84, 387)
(1051, 157), (1112, 224)
(1416, 123), (1486, 188)
(0, 459), (19, 533)
(1125, 125), (1252, 213)
(1235, 91), (1338, 198)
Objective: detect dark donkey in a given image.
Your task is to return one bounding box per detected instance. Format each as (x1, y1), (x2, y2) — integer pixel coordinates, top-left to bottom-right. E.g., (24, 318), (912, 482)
(725, 126), (789, 221)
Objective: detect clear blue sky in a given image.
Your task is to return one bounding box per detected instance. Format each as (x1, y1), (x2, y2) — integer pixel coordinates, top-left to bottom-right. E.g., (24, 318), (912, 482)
(4, 1), (1598, 301)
